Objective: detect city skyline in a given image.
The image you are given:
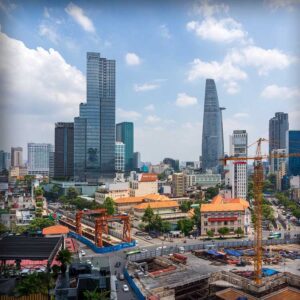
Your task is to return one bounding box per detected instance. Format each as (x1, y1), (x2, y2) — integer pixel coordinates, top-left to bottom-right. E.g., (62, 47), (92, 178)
(0, 0), (299, 163)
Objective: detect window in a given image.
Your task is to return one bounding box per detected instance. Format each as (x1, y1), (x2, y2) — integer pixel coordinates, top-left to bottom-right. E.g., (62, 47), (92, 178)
(224, 221), (228, 225)
(204, 214), (207, 218)
(204, 221), (208, 226)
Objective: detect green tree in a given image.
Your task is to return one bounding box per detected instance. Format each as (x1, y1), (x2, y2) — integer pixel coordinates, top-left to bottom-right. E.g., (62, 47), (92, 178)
(177, 218), (194, 236)
(180, 201), (191, 212)
(161, 221), (171, 233)
(218, 227), (229, 238)
(205, 186), (219, 201)
(235, 227), (244, 238)
(83, 289), (110, 300)
(56, 248), (72, 274)
(0, 223), (8, 234)
(192, 206), (201, 231)
(142, 205), (154, 225)
(152, 214), (163, 231)
(67, 187), (79, 200)
(34, 186), (44, 197)
(103, 197), (116, 215)
(206, 229), (214, 239)
(28, 218), (55, 231)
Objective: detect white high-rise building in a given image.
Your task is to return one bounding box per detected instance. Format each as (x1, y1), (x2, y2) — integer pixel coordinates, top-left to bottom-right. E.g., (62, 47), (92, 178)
(115, 142), (125, 172)
(27, 143), (54, 176)
(229, 130), (248, 199)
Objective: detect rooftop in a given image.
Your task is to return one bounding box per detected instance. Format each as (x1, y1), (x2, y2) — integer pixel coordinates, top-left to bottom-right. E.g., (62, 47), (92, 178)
(134, 201), (179, 210)
(42, 225), (70, 235)
(140, 173), (158, 182)
(115, 193), (171, 204)
(201, 195), (249, 212)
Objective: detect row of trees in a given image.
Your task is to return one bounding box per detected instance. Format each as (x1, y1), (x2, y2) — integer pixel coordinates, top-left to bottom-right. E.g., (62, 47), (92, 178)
(142, 206), (171, 233)
(276, 192), (300, 219)
(206, 227), (244, 239)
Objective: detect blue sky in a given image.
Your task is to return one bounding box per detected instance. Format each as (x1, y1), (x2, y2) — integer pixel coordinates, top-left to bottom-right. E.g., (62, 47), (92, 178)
(0, 0), (299, 163)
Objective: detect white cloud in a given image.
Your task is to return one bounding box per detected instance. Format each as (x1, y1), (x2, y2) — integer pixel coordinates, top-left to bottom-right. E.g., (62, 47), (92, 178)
(116, 108), (141, 121)
(234, 112), (249, 118)
(223, 81), (240, 94)
(192, 0), (229, 17)
(159, 24), (171, 39)
(226, 46), (296, 75)
(0, 31), (85, 150)
(134, 83), (159, 92)
(175, 93), (198, 107)
(43, 7), (50, 18)
(265, 0), (300, 11)
(65, 2), (95, 33)
(261, 85), (300, 100)
(125, 52), (141, 66)
(145, 104), (155, 111)
(145, 115), (161, 124)
(187, 17), (247, 43)
(38, 24), (59, 44)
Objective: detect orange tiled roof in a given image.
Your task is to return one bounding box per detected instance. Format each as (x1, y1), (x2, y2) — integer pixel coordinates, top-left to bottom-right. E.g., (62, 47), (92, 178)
(140, 173), (158, 182)
(115, 196), (145, 204)
(115, 193), (171, 204)
(201, 195), (249, 212)
(134, 200), (179, 210)
(42, 225), (70, 235)
(143, 194), (170, 201)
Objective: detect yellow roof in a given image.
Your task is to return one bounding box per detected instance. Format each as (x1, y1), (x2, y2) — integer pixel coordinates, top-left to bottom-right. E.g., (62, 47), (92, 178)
(201, 195), (249, 212)
(143, 194), (171, 201)
(115, 196), (144, 204)
(42, 225), (69, 235)
(115, 193), (171, 204)
(134, 201), (179, 210)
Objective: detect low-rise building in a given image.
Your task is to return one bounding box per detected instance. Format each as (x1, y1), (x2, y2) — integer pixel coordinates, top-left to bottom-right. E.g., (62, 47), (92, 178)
(185, 173), (222, 188)
(95, 182), (129, 204)
(133, 200), (179, 218)
(129, 173), (158, 196)
(200, 194), (250, 236)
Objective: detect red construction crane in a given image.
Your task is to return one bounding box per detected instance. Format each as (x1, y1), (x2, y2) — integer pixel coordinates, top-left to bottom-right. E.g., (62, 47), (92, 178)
(75, 209), (107, 236)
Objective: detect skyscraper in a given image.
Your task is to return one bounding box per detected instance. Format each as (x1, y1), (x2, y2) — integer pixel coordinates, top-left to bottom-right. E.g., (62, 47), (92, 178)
(27, 143), (54, 176)
(201, 79), (225, 173)
(287, 130), (300, 176)
(11, 147), (23, 167)
(133, 152), (141, 170)
(229, 130), (248, 199)
(54, 122), (74, 178)
(0, 151), (10, 171)
(115, 142), (125, 172)
(116, 122), (134, 171)
(74, 52), (116, 182)
(269, 112), (289, 156)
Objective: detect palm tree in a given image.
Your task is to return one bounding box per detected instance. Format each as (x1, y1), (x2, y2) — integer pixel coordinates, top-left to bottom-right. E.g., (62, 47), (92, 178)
(16, 273), (50, 296)
(83, 289), (110, 300)
(56, 248), (72, 274)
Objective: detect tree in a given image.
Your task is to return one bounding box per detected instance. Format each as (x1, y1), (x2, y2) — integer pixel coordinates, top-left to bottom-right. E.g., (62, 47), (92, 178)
(235, 227), (244, 238)
(34, 186), (44, 197)
(28, 218), (55, 231)
(205, 186), (219, 201)
(0, 223), (8, 234)
(180, 201), (191, 212)
(103, 197), (115, 215)
(67, 187), (79, 200)
(56, 248), (72, 274)
(142, 205), (154, 225)
(206, 230), (214, 239)
(192, 206), (201, 231)
(161, 221), (171, 233)
(83, 289), (110, 300)
(218, 227), (229, 238)
(151, 214), (163, 231)
(177, 218), (194, 236)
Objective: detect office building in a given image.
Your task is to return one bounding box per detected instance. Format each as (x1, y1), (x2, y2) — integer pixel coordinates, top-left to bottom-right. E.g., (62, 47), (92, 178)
(185, 173), (221, 188)
(27, 143), (54, 176)
(270, 149), (286, 173)
(172, 173), (185, 197)
(229, 130), (248, 199)
(163, 158), (179, 172)
(54, 122), (74, 178)
(0, 151), (10, 171)
(74, 52), (116, 182)
(49, 151), (54, 178)
(133, 152), (141, 170)
(11, 147), (23, 167)
(202, 79), (225, 173)
(115, 142), (125, 172)
(269, 112), (289, 157)
(287, 130), (300, 176)
(116, 122), (134, 171)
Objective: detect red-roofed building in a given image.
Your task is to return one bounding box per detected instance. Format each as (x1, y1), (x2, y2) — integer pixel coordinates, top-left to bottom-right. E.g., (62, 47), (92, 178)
(130, 173), (158, 197)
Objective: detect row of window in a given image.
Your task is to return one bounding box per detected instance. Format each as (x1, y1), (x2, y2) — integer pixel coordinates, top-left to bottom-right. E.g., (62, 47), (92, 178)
(204, 220), (241, 226)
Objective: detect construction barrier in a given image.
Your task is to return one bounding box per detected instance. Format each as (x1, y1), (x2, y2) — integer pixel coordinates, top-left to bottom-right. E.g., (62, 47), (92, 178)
(68, 232), (136, 253)
(123, 268), (146, 300)
(0, 294), (48, 300)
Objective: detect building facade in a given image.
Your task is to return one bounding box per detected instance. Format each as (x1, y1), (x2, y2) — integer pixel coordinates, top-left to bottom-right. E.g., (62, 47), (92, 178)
(54, 122), (74, 178)
(185, 173), (221, 188)
(269, 112), (289, 157)
(133, 152), (141, 170)
(0, 151), (10, 171)
(270, 149), (286, 173)
(115, 142), (125, 172)
(116, 122), (134, 171)
(11, 147), (23, 167)
(202, 79), (224, 173)
(129, 173), (158, 197)
(172, 173), (185, 197)
(74, 52), (116, 182)
(287, 130), (300, 176)
(229, 130), (248, 199)
(27, 143), (54, 176)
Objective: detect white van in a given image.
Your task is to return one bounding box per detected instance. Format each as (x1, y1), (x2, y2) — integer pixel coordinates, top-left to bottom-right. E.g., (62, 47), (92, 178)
(178, 246), (185, 254)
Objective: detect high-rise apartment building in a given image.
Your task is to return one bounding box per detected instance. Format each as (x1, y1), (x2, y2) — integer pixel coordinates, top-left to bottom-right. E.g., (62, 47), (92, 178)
(269, 112), (289, 156)
(74, 52), (116, 182)
(11, 147), (23, 167)
(27, 143), (54, 176)
(115, 142), (125, 172)
(54, 122), (74, 178)
(133, 152), (141, 170)
(172, 173), (185, 197)
(287, 130), (300, 176)
(116, 122), (134, 171)
(229, 130), (248, 199)
(202, 79), (225, 173)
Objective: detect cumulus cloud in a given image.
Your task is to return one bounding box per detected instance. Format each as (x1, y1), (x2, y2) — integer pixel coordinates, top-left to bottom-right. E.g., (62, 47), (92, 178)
(223, 81), (240, 94)
(125, 52), (141, 66)
(145, 104), (155, 111)
(134, 83), (159, 92)
(159, 24), (171, 39)
(145, 115), (161, 124)
(0, 31), (85, 150)
(187, 17), (247, 43)
(261, 85), (300, 100)
(175, 93), (198, 107)
(65, 2), (95, 33)
(116, 108), (141, 121)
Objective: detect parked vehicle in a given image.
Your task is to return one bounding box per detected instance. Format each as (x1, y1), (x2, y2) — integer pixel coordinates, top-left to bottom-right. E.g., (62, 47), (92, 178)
(80, 250), (86, 256)
(178, 246), (185, 254)
(119, 273), (125, 281)
(123, 284), (129, 292)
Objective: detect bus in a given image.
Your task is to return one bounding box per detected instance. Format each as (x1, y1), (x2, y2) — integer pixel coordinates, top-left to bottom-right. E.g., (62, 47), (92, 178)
(125, 249), (141, 256)
(268, 232), (281, 239)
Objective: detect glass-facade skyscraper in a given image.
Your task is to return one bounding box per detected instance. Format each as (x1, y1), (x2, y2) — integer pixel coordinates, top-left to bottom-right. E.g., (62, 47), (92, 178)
(115, 142), (125, 172)
(116, 122), (134, 171)
(287, 130), (300, 176)
(201, 79), (224, 173)
(74, 52), (116, 182)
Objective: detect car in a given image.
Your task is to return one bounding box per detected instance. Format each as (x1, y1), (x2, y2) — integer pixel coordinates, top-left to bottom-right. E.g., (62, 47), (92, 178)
(20, 268), (30, 277)
(80, 250), (86, 256)
(140, 248), (148, 253)
(119, 273), (125, 280)
(86, 260), (92, 265)
(146, 236), (152, 240)
(123, 284), (129, 292)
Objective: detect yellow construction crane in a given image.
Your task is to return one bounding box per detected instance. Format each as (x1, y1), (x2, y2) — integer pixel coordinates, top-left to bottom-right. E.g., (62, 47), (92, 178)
(222, 138), (300, 285)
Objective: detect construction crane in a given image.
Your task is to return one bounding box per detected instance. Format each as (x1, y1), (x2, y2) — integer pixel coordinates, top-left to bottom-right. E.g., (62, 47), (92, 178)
(222, 138), (300, 285)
